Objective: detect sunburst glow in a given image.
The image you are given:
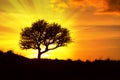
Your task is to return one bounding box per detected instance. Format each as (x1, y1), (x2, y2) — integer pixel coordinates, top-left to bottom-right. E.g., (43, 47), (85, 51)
(0, 0), (77, 60)
(0, 0), (120, 61)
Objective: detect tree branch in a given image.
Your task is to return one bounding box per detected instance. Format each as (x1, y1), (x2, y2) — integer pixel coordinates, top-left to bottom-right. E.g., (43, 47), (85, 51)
(48, 45), (59, 50)
(48, 37), (56, 44)
(41, 44), (59, 54)
(41, 45), (48, 54)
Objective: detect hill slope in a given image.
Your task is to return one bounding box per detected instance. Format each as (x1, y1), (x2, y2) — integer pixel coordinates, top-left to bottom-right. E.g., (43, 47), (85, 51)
(0, 50), (120, 80)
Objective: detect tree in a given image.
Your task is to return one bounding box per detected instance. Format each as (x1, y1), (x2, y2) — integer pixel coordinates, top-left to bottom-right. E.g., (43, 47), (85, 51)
(19, 20), (71, 60)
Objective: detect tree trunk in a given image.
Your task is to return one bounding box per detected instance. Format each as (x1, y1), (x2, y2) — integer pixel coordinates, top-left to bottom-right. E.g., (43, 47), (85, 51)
(38, 48), (42, 60)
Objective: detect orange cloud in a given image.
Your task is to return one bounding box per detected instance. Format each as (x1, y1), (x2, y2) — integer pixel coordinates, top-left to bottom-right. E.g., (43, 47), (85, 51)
(75, 0), (120, 15)
(102, 0), (120, 13)
(0, 26), (15, 33)
(51, 0), (120, 15)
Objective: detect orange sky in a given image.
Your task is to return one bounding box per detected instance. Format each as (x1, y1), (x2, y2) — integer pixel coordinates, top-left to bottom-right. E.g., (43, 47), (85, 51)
(0, 0), (120, 61)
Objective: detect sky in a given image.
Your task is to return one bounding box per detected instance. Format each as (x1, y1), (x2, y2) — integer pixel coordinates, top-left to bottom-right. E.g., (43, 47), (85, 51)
(0, 0), (120, 61)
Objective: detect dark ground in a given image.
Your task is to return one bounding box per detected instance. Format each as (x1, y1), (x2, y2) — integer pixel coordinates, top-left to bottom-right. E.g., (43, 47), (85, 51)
(0, 50), (120, 80)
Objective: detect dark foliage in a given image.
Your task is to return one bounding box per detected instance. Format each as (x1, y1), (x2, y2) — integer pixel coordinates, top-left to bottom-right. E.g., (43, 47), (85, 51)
(0, 50), (120, 80)
(19, 20), (71, 59)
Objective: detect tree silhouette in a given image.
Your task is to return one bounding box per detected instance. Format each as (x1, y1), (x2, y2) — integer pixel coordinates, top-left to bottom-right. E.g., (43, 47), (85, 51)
(19, 20), (71, 60)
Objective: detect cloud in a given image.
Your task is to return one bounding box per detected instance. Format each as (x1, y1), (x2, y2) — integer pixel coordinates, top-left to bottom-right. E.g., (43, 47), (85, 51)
(83, 25), (120, 32)
(50, 0), (120, 15)
(0, 26), (15, 33)
(50, 0), (69, 12)
(100, 0), (120, 15)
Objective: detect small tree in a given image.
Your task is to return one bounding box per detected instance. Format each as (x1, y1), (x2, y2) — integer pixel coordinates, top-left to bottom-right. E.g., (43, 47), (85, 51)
(19, 20), (71, 60)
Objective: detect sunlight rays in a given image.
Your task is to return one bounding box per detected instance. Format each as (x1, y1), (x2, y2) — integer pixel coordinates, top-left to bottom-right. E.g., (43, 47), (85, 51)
(0, 0), (76, 60)
(1, 0), (120, 61)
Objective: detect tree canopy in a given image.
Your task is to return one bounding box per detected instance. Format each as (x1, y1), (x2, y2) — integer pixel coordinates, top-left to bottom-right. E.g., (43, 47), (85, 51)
(19, 20), (71, 59)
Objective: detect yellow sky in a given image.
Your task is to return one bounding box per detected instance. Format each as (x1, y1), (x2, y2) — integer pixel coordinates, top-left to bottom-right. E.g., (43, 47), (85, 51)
(0, 0), (120, 61)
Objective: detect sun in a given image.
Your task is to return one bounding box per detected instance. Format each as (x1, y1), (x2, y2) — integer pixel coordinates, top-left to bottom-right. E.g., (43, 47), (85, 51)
(26, 50), (50, 59)
(0, 0), (77, 60)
